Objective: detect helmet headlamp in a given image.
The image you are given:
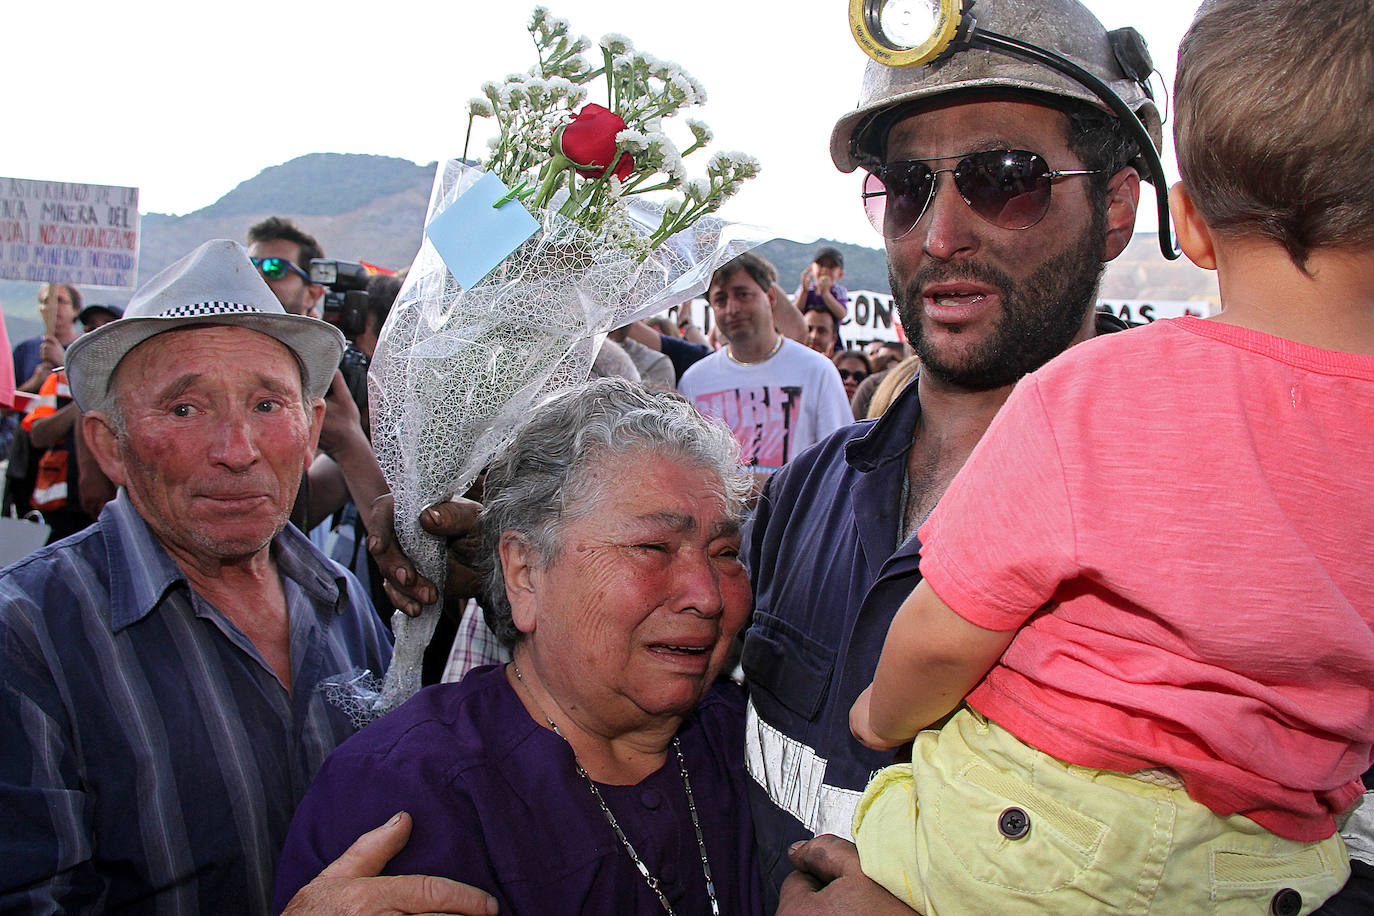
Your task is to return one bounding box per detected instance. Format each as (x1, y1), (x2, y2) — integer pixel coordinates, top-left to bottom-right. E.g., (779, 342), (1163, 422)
(847, 0), (1180, 259)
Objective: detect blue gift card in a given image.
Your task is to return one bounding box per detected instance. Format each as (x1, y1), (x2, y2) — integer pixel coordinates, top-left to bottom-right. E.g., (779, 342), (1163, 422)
(425, 173), (540, 289)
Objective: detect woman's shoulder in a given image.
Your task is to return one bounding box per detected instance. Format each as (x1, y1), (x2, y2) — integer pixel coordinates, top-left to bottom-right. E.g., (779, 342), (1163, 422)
(329, 665), (532, 776)
(697, 678), (746, 714)
(685, 680), (747, 748)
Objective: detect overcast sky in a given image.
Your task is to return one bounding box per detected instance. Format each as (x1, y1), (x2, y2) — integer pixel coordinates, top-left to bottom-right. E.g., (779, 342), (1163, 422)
(9, 0), (1200, 248)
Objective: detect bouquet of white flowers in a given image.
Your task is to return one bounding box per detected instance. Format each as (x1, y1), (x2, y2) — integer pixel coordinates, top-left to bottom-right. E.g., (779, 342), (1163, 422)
(359, 7), (762, 716)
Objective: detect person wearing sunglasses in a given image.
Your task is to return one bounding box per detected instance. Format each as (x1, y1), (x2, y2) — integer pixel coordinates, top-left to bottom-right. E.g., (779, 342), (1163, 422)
(831, 349), (872, 403)
(737, 0), (1159, 912)
(246, 217), (326, 318)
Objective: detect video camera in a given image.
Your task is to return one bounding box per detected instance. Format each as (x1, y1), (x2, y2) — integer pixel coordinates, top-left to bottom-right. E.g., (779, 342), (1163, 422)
(308, 259), (370, 342)
(308, 258), (373, 410)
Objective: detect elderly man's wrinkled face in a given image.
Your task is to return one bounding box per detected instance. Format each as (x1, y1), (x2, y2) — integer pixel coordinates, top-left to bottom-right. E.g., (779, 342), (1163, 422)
(518, 453), (750, 726)
(94, 326), (322, 567)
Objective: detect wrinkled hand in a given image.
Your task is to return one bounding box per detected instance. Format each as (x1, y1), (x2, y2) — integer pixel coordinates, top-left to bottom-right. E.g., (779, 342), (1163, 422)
(282, 811), (498, 916)
(366, 494), (483, 616)
(39, 335), (65, 367)
(777, 835), (915, 915)
(850, 685), (899, 751)
(317, 371), (364, 458)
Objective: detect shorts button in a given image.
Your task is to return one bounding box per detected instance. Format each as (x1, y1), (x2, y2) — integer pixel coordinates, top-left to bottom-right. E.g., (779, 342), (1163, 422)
(998, 806), (1030, 839)
(1270, 889), (1301, 916)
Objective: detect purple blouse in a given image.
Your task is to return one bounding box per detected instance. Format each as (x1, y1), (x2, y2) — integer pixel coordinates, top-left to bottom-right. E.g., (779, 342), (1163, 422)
(272, 665), (763, 915)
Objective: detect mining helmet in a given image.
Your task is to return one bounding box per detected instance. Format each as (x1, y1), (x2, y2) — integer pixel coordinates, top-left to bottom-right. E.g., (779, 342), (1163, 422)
(834, 0), (1175, 257)
(834, 0), (1161, 170)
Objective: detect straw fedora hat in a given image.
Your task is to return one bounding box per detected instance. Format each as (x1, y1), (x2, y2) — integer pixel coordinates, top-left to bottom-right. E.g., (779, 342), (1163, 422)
(66, 239), (345, 412)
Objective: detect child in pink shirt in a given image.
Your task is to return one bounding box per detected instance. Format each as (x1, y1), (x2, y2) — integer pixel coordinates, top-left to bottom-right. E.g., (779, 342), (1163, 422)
(849, 1), (1374, 912)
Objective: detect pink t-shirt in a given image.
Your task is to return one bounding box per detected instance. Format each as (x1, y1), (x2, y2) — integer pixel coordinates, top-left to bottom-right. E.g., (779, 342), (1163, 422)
(918, 317), (1374, 841)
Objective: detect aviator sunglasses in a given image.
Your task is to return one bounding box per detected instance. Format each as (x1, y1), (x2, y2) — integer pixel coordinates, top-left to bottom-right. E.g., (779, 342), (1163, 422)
(862, 149), (1100, 240)
(837, 368), (868, 383)
(250, 256), (313, 284)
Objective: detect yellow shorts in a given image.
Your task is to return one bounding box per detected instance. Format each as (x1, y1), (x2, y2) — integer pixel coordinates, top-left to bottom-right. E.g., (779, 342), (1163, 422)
(852, 708), (1349, 915)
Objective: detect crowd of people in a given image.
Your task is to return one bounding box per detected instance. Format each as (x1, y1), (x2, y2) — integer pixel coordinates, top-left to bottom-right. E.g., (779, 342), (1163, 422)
(1, 0), (1372, 913)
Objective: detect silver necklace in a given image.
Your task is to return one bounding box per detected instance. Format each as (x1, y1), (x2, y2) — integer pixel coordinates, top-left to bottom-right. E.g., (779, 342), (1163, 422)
(512, 662), (720, 916)
(725, 334), (783, 366)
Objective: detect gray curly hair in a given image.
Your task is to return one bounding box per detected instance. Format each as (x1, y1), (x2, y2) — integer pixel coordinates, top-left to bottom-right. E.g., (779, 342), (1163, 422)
(481, 377), (749, 647)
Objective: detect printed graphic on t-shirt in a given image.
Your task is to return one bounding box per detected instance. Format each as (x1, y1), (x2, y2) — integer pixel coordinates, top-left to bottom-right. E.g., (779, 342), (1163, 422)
(692, 385), (803, 472)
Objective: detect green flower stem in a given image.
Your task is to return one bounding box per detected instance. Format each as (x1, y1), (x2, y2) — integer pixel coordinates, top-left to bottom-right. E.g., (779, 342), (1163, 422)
(557, 163), (608, 221)
(622, 180), (675, 195)
(617, 169), (658, 194)
(530, 149), (573, 209)
(647, 195), (720, 248)
(602, 48), (616, 109)
(492, 180), (536, 209)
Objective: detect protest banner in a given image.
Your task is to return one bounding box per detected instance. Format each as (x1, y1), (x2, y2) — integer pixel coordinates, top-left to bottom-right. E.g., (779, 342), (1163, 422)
(0, 178), (140, 288)
(672, 291), (1213, 347)
(1098, 298), (1213, 324)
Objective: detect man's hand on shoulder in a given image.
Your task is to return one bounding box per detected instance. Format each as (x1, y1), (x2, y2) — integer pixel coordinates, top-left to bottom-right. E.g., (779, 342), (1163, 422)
(282, 812), (498, 916)
(776, 835), (915, 915)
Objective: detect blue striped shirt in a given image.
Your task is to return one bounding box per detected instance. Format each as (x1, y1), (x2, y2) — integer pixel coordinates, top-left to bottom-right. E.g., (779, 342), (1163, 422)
(0, 491), (392, 914)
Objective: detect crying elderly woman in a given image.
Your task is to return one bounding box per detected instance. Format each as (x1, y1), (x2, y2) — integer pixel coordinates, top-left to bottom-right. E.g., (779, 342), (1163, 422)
(274, 377), (764, 915)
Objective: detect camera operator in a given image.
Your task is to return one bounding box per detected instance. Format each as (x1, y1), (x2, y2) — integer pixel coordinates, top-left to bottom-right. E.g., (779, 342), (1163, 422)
(246, 217), (326, 318)
(303, 260), (409, 631)
(312, 262), (401, 431)
(242, 221), (406, 607)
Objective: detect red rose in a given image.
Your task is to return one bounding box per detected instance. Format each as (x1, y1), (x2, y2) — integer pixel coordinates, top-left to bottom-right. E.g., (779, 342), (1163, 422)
(559, 103), (635, 180)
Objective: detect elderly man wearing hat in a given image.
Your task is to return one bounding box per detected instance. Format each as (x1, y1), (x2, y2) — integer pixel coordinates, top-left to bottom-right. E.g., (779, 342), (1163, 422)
(0, 240), (431, 913)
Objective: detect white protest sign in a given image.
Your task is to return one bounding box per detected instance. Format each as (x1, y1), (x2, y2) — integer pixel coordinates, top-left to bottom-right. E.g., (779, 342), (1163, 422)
(0, 177), (140, 288)
(1098, 299), (1214, 324)
(845, 289), (903, 342)
(666, 292), (1213, 344)
(670, 288), (905, 344)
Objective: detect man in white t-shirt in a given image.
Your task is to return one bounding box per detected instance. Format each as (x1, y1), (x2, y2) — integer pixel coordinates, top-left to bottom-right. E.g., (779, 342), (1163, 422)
(678, 253), (852, 491)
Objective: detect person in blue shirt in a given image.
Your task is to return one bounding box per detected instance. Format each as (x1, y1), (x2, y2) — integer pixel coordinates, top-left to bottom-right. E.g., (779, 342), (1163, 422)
(0, 240), (421, 915)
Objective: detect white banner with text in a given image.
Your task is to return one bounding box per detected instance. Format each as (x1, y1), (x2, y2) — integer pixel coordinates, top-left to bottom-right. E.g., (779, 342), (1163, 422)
(0, 177), (140, 288)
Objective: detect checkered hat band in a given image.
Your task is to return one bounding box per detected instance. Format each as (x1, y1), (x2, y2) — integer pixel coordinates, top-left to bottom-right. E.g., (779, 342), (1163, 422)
(157, 301), (265, 318)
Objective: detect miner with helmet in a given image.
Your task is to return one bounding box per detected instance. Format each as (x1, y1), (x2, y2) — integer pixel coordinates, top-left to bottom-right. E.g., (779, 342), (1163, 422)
(746, 0), (1162, 910)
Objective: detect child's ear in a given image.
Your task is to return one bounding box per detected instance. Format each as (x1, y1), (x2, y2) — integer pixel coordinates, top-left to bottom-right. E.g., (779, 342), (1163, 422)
(1169, 183), (1217, 271)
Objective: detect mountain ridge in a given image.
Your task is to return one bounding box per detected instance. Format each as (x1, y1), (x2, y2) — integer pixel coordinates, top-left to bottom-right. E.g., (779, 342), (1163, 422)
(1, 152), (1217, 338)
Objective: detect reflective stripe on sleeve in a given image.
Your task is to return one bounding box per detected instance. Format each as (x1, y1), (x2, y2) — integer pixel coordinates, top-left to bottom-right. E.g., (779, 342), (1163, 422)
(745, 696), (864, 840)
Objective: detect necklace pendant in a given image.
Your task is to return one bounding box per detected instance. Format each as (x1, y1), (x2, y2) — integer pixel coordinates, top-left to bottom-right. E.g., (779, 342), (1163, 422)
(511, 664), (718, 916)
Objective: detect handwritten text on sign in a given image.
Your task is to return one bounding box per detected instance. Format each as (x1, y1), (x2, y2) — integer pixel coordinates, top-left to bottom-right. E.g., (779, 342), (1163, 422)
(0, 178), (140, 288)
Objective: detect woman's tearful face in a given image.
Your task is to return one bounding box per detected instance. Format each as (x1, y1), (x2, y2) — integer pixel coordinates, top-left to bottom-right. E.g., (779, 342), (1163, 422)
(518, 452), (750, 727)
